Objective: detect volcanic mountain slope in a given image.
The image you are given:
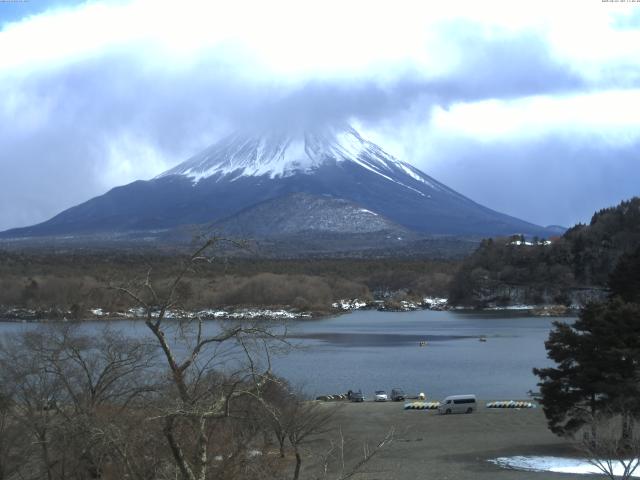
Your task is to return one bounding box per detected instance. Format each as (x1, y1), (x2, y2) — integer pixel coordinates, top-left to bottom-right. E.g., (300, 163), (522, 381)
(213, 192), (411, 237)
(1, 124), (554, 239)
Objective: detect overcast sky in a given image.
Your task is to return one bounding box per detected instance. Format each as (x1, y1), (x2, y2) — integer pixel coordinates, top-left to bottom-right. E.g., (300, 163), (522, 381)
(1, 0), (639, 231)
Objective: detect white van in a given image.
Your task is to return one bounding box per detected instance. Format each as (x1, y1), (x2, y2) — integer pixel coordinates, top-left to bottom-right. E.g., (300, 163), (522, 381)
(438, 394), (477, 414)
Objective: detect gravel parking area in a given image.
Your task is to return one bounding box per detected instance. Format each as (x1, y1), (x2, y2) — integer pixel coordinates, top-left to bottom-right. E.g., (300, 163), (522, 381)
(306, 401), (591, 480)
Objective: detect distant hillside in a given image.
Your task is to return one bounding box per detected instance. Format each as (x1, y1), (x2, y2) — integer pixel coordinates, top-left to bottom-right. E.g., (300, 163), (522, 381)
(213, 192), (411, 236)
(449, 197), (640, 307)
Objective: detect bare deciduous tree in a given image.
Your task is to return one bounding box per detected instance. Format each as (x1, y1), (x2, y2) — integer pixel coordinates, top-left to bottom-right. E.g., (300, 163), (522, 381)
(287, 402), (336, 480)
(0, 238), (395, 480)
(0, 332), (65, 480)
(257, 378), (336, 480)
(116, 237), (288, 480)
(0, 383), (27, 480)
(0, 324), (162, 480)
(579, 407), (640, 480)
(318, 427), (395, 480)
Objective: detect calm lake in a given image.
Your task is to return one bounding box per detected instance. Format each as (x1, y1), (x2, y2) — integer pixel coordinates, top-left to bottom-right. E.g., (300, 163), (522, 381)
(0, 310), (571, 400)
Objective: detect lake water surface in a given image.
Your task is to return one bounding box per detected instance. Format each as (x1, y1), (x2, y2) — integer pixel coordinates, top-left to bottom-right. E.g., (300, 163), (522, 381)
(0, 310), (571, 400)
(276, 310), (569, 399)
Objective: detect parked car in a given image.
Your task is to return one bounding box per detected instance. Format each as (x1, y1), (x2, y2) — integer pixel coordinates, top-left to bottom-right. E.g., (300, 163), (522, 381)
(391, 388), (405, 401)
(437, 394), (477, 414)
(350, 390), (364, 402)
(374, 390), (388, 402)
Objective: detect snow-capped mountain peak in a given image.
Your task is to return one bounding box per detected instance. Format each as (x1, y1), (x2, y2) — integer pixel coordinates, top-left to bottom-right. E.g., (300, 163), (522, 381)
(157, 124), (442, 195)
(1, 122), (554, 242)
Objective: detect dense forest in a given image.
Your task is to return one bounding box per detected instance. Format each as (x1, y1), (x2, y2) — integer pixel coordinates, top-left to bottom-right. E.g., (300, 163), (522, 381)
(0, 252), (458, 316)
(449, 197), (640, 307)
(2, 198), (638, 315)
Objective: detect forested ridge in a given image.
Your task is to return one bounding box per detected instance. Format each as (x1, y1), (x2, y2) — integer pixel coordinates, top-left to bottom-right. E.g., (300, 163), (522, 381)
(2, 197), (639, 313)
(0, 253), (457, 316)
(449, 197), (640, 307)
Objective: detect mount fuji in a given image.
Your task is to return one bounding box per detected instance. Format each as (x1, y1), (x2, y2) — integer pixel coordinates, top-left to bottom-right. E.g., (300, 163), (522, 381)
(1, 124), (556, 247)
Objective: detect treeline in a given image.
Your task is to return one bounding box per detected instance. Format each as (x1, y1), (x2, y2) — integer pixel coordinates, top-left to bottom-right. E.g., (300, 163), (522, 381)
(0, 244), (390, 480)
(0, 253), (458, 316)
(449, 197), (640, 307)
(0, 322), (357, 479)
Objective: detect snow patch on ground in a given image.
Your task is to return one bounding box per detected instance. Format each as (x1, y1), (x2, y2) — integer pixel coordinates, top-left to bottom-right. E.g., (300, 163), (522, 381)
(509, 240), (553, 246)
(396, 162), (441, 191)
(489, 456), (640, 477)
(115, 307), (312, 320)
(485, 304), (536, 311)
(399, 300), (420, 310)
(332, 299), (368, 310)
(422, 297), (448, 310)
(358, 208), (378, 216)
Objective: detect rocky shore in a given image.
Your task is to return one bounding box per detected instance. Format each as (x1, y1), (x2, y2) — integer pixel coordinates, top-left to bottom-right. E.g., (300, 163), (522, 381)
(0, 296), (577, 322)
(331, 297), (576, 316)
(0, 305), (314, 322)
(0, 299), (578, 322)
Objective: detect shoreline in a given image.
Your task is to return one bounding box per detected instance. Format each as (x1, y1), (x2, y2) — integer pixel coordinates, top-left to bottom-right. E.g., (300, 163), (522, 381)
(0, 302), (578, 323)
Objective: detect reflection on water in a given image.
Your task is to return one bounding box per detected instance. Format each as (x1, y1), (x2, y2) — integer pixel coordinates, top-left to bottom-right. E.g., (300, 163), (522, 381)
(0, 309), (572, 400)
(271, 309), (572, 399)
(288, 332), (474, 346)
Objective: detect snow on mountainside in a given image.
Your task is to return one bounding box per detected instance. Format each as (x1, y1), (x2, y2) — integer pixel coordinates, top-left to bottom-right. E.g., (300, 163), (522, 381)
(158, 124), (447, 198)
(0, 123), (556, 241)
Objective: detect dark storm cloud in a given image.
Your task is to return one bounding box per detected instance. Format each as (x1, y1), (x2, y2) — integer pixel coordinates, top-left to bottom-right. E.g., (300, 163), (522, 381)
(427, 30), (586, 102)
(0, 19), (629, 230)
(424, 135), (640, 228)
(246, 27), (587, 129)
(0, 53), (249, 230)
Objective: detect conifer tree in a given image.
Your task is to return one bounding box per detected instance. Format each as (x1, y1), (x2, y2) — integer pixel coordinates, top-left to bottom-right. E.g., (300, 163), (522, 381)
(608, 245), (640, 303)
(534, 299), (640, 437)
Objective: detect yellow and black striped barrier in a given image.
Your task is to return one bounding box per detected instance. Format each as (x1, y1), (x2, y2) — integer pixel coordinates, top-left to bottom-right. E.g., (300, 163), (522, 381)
(404, 401), (440, 410)
(486, 401), (536, 409)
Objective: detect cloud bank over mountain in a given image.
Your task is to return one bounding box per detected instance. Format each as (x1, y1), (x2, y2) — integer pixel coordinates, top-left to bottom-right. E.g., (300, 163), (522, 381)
(1, 0), (639, 230)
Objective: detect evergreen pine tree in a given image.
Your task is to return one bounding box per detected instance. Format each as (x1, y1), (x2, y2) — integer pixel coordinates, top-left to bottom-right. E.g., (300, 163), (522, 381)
(534, 299), (640, 437)
(609, 245), (640, 303)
